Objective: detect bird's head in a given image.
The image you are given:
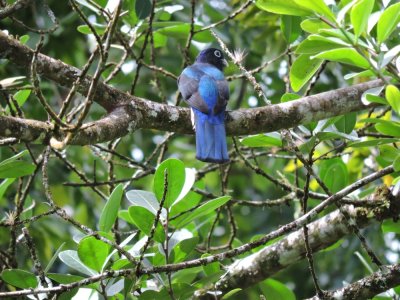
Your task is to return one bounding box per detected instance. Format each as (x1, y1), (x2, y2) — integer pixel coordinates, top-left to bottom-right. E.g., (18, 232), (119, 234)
(195, 48), (228, 70)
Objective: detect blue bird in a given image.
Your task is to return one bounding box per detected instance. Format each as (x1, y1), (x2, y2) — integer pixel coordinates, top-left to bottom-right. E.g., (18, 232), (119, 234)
(178, 48), (230, 163)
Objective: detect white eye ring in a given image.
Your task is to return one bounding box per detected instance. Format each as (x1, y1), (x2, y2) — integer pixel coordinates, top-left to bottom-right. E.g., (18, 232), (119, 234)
(214, 50), (221, 58)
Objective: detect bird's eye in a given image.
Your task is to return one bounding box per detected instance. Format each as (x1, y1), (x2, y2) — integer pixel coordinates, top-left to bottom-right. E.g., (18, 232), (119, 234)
(214, 50), (221, 58)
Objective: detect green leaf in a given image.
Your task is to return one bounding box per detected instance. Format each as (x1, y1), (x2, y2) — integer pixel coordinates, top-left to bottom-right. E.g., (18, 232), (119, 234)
(300, 19), (330, 34)
(6, 89), (31, 113)
(222, 289), (242, 299)
(153, 158), (185, 208)
(296, 35), (348, 54)
(128, 206), (165, 243)
(255, 0), (312, 16)
(157, 24), (213, 43)
(280, 93), (300, 102)
(19, 35), (29, 44)
(290, 54), (324, 92)
(393, 155), (400, 172)
(316, 131), (358, 142)
(172, 196), (231, 228)
(319, 158), (348, 193)
(0, 178), (15, 203)
(334, 112), (356, 134)
(171, 236), (199, 263)
(0, 151), (35, 179)
(313, 48), (370, 68)
(78, 236), (110, 272)
(240, 133), (282, 147)
(281, 15), (301, 43)
(375, 121), (400, 137)
(59, 250), (97, 276)
(202, 253), (220, 276)
(386, 85), (400, 116)
(77, 24), (106, 35)
(1, 269), (37, 289)
(126, 189), (160, 215)
(260, 278), (295, 300)
(45, 242), (65, 273)
(351, 0), (374, 39)
(378, 145), (400, 163)
(135, 0), (151, 19)
(377, 2), (400, 45)
(99, 184), (123, 232)
(348, 138), (399, 148)
(293, 0), (335, 21)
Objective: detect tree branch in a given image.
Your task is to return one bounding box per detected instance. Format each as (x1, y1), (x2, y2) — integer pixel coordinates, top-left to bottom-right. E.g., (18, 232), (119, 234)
(0, 31), (383, 145)
(307, 263), (400, 300)
(197, 185), (400, 298)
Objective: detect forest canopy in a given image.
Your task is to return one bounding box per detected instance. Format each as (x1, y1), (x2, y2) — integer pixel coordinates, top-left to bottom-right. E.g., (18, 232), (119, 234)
(0, 0), (400, 299)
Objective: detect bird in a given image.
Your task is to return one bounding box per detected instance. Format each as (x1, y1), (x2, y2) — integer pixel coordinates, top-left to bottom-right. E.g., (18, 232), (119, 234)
(177, 48), (230, 163)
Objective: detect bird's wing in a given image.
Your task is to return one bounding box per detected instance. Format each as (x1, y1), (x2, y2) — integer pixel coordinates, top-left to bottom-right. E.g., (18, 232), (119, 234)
(214, 79), (229, 114)
(178, 66), (209, 113)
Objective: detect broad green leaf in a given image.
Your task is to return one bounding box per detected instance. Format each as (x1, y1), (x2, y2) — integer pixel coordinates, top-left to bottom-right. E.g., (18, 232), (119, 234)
(381, 45), (400, 69)
(126, 189), (160, 215)
(377, 2), (400, 45)
(316, 131), (358, 142)
(176, 168), (196, 203)
(77, 24), (106, 35)
(382, 219), (400, 234)
(171, 236), (199, 263)
(1, 269), (37, 289)
(0, 178), (15, 204)
(300, 19), (330, 34)
(344, 69), (375, 80)
(47, 273), (97, 289)
(153, 158), (185, 208)
(351, 0), (374, 38)
(6, 89), (31, 113)
(280, 93), (300, 102)
(313, 48), (370, 69)
(386, 85), (400, 116)
(255, 0), (312, 16)
(348, 138), (399, 148)
(157, 24), (213, 43)
(172, 196), (231, 228)
(0, 151), (35, 179)
(128, 206), (165, 243)
(202, 253), (220, 276)
(135, 0), (151, 19)
(281, 15), (301, 43)
(78, 236), (110, 272)
(319, 158), (348, 193)
(378, 145), (400, 165)
(99, 184), (123, 232)
(361, 85), (385, 105)
(0, 160), (35, 178)
(375, 121), (400, 137)
(260, 278), (295, 300)
(59, 250), (97, 276)
(240, 133), (282, 147)
(293, 0), (335, 21)
(170, 181), (204, 217)
(296, 35), (348, 54)
(334, 112), (356, 134)
(393, 155), (400, 172)
(19, 35), (29, 44)
(290, 54), (324, 92)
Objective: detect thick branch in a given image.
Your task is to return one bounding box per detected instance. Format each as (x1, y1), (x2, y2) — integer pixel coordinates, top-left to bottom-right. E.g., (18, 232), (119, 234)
(199, 186), (400, 297)
(308, 263), (400, 300)
(0, 31), (383, 144)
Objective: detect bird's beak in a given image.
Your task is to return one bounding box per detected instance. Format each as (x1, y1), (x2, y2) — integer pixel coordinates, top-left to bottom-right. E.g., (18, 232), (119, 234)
(222, 59), (228, 67)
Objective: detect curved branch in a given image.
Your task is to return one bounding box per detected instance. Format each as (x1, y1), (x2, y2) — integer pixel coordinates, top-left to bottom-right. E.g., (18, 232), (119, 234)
(207, 186), (399, 297)
(0, 31), (383, 145)
(308, 263), (400, 300)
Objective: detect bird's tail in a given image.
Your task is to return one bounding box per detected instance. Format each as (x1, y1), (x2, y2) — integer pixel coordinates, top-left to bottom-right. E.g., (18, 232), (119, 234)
(195, 114), (229, 163)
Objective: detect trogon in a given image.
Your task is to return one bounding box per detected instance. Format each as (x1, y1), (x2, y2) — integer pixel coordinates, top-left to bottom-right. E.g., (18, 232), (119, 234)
(178, 48), (229, 163)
